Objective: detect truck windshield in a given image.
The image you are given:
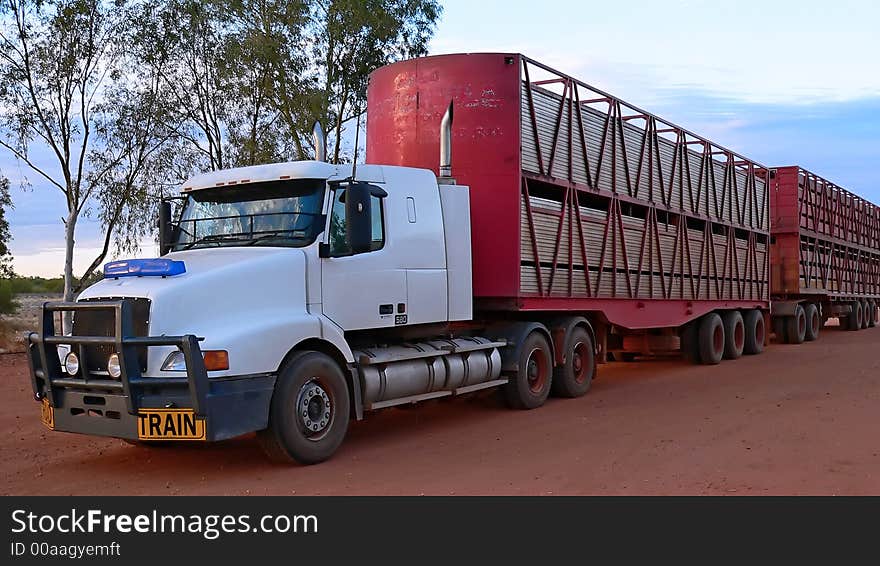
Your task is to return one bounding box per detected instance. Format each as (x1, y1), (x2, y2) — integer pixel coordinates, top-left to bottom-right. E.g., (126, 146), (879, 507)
(171, 179), (326, 251)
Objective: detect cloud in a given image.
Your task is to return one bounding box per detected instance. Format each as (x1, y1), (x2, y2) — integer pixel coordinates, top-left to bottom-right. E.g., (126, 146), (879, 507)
(431, 0), (880, 105)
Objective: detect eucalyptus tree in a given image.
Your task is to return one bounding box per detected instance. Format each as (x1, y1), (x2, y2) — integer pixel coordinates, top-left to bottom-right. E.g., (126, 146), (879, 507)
(303, 0), (442, 163)
(0, 0), (180, 310)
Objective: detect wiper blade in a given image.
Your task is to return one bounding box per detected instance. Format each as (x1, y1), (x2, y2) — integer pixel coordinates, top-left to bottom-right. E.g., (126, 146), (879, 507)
(245, 229), (305, 246)
(181, 233), (247, 250)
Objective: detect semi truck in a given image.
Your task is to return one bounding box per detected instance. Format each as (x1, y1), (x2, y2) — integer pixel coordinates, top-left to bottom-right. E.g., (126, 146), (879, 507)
(25, 53), (880, 464)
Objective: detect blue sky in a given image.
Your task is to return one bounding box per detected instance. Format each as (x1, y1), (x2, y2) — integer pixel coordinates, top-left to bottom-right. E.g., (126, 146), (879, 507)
(2, 0), (879, 276)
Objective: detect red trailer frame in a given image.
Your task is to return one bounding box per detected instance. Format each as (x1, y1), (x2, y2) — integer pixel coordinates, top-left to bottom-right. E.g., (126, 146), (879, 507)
(770, 166), (880, 328)
(367, 53), (770, 331)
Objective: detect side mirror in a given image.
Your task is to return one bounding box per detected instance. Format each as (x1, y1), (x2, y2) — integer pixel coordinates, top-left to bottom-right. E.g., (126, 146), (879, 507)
(158, 200), (174, 256)
(345, 182), (372, 254)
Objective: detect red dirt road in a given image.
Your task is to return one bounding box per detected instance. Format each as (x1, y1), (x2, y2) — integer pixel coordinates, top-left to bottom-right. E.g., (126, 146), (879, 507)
(3, 326), (879, 495)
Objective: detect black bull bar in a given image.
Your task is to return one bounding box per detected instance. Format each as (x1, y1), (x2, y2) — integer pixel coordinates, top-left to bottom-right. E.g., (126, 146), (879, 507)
(27, 300), (278, 441)
(27, 300), (209, 416)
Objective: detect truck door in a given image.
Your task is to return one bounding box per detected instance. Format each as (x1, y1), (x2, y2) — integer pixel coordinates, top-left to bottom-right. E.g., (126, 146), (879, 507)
(320, 186), (407, 330)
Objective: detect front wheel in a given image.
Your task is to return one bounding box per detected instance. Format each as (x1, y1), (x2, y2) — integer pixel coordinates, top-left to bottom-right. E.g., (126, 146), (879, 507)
(258, 351), (351, 465)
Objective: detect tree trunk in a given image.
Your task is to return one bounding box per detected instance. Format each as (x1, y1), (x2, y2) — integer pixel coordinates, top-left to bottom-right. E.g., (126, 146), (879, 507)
(62, 208), (78, 334)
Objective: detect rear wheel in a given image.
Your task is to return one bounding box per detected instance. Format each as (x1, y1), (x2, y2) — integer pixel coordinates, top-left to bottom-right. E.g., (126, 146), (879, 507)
(258, 351), (350, 465)
(772, 317), (786, 343)
(869, 302), (877, 328)
(803, 303), (820, 342)
(721, 311), (744, 360)
(861, 301), (870, 329)
(785, 305), (806, 344)
(551, 327), (595, 398)
(697, 313), (724, 365)
(680, 322), (700, 363)
(848, 301), (863, 331)
(742, 309), (764, 355)
(504, 332), (553, 409)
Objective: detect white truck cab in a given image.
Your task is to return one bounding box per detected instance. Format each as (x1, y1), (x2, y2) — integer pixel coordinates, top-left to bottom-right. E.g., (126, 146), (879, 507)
(79, 159), (473, 379)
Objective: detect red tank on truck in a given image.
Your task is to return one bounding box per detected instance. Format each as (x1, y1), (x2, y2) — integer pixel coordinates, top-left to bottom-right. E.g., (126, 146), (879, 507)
(25, 53), (880, 464)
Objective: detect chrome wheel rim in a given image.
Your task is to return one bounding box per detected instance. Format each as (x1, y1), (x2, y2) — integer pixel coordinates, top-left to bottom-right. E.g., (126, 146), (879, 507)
(297, 379), (333, 441)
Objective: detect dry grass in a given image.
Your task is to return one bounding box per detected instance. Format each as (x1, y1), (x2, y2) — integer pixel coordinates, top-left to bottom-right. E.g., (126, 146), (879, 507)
(0, 293), (62, 353)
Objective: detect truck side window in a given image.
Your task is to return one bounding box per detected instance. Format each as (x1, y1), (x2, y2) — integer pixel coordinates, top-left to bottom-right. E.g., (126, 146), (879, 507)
(328, 189), (384, 255)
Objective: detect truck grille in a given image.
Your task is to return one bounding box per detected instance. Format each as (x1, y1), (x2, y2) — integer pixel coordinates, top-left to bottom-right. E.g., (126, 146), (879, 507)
(72, 297), (150, 373)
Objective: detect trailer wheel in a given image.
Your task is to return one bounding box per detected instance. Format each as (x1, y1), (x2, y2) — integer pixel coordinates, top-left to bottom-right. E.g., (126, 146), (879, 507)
(861, 301), (870, 329)
(504, 331), (553, 409)
(869, 302), (877, 328)
(721, 311), (744, 359)
(784, 305), (806, 344)
(803, 303), (820, 342)
(697, 313), (724, 365)
(680, 322), (700, 363)
(772, 317), (786, 343)
(551, 326), (595, 398)
(742, 310), (764, 355)
(258, 351), (350, 465)
(848, 301), (863, 331)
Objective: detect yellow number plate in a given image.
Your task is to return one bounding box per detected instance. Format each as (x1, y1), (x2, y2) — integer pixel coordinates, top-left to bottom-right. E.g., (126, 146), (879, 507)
(137, 409), (206, 441)
(40, 398), (54, 430)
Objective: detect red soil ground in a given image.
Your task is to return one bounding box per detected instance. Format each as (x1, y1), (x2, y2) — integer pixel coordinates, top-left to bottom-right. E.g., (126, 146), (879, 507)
(3, 324), (879, 495)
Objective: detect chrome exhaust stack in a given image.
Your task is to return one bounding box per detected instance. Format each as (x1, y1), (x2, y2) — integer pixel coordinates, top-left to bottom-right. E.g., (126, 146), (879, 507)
(438, 101), (456, 184)
(312, 121), (326, 162)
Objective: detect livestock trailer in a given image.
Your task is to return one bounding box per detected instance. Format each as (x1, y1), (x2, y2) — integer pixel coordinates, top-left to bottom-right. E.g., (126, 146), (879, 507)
(770, 166), (880, 340)
(368, 52), (771, 363)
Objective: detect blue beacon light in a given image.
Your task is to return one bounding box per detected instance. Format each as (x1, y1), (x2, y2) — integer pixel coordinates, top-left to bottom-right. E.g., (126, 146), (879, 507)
(103, 258), (187, 278)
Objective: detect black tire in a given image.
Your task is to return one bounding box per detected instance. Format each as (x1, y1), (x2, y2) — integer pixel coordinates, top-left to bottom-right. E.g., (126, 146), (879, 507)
(803, 303), (819, 342)
(869, 302), (877, 328)
(258, 351), (350, 465)
(697, 313), (724, 365)
(848, 301), (863, 331)
(742, 309), (765, 355)
(504, 331), (553, 409)
(772, 316), (787, 343)
(721, 311), (744, 360)
(861, 301), (870, 329)
(680, 322), (700, 363)
(784, 305), (806, 344)
(551, 327), (595, 398)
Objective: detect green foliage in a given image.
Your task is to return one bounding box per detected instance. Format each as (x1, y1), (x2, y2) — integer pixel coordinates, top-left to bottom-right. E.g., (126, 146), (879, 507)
(139, 0), (443, 168)
(0, 279), (15, 313)
(0, 175), (12, 278)
(309, 0), (442, 162)
(9, 276), (65, 294)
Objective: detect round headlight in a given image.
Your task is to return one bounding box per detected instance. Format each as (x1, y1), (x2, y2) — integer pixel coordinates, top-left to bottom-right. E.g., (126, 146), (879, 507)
(107, 353), (122, 379)
(64, 352), (80, 376)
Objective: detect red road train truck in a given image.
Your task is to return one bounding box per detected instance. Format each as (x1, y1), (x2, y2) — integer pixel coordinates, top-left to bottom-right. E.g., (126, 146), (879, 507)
(26, 53), (880, 463)
(769, 166), (880, 339)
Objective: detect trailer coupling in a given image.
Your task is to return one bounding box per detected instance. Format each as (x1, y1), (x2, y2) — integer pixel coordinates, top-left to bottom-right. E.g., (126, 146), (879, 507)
(26, 300), (274, 442)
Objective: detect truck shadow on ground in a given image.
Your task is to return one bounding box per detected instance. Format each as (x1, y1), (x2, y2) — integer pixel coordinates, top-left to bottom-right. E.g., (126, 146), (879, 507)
(61, 354), (704, 483)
